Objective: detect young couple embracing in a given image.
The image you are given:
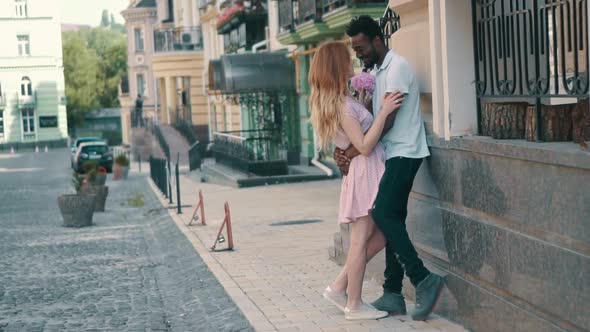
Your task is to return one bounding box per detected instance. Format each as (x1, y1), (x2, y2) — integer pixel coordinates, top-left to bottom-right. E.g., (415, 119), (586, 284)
(309, 16), (444, 321)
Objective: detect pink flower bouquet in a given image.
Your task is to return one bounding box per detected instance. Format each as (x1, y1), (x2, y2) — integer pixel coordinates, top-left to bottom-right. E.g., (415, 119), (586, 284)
(350, 72), (375, 94)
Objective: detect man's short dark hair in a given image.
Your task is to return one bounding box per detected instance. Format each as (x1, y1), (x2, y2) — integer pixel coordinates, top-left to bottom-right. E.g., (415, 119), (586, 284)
(346, 15), (384, 41)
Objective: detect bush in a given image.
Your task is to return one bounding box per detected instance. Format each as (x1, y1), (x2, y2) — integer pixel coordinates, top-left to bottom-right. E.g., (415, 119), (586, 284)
(83, 160), (99, 173)
(72, 172), (84, 193)
(115, 154), (129, 166)
(87, 169), (97, 183)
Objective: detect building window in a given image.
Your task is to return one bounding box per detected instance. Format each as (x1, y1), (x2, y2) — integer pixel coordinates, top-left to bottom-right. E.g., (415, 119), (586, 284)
(17, 35), (30, 56)
(15, 0), (27, 18)
(0, 112), (4, 137)
(134, 28), (144, 51)
(21, 107), (35, 134)
(136, 73), (146, 96)
(20, 77), (32, 96)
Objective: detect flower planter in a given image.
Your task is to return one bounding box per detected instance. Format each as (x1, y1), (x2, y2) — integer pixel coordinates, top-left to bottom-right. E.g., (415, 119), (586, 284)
(113, 163), (125, 180)
(94, 173), (107, 186)
(81, 185), (109, 212)
(57, 194), (96, 227)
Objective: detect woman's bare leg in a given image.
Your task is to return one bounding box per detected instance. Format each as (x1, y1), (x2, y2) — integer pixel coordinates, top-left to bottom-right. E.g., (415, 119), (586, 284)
(330, 220), (386, 294)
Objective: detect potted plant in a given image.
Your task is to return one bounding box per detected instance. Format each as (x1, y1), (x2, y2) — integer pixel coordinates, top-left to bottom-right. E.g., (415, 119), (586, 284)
(57, 173), (96, 227)
(81, 169), (109, 212)
(94, 166), (107, 186)
(113, 154), (130, 180)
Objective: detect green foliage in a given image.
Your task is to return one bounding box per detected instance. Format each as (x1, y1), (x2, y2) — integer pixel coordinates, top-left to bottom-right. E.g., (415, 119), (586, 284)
(87, 169), (97, 184)
(83, 160), (99, 173)
(127, 193), (145, 207)
(63, 26), (127, 129)
(115, 154), (129, 167)
(100, 9), (110, 27)
(72, 172), (84, 193)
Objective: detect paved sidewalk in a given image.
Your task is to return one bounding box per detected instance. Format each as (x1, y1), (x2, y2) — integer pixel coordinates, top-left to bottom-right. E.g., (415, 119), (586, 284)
(152, 173), (468, 332)
(0, 151), (252, 332)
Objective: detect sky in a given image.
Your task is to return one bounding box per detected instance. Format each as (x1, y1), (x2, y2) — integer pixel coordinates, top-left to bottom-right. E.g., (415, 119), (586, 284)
(59, 0), (129, 26)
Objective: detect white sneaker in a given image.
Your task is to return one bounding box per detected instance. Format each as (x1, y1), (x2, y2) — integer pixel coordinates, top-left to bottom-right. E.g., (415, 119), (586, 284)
(322, 286), (347, 312)
(344, 303), (389, 321)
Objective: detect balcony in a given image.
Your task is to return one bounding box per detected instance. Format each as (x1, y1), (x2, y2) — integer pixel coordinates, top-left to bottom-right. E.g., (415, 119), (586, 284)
(198, 0), (215, 9)
(216, 1), (267, 53)
(278, 0), (385, 44)
(154, 27), (203, 53)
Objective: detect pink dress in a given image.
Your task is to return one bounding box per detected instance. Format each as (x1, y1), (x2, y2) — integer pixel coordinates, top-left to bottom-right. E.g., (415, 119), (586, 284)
(335, 97), (386, 224)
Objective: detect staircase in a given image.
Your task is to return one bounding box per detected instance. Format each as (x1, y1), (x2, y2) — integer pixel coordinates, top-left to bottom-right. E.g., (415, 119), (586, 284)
(157, 124), (190, 165)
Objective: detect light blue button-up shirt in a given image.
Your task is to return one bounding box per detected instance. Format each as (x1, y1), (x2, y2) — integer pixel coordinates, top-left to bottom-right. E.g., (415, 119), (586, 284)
(372, 50), (430, 160)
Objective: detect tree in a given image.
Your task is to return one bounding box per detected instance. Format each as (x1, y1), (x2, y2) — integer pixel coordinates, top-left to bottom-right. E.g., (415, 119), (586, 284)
(100, 10), (110, 27)
(62, 32), (100, 127)
(62, 27), (127, 130)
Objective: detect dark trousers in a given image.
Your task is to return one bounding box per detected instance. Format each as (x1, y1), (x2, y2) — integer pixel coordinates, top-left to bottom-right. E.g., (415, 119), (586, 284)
(371, 157), (430, 293)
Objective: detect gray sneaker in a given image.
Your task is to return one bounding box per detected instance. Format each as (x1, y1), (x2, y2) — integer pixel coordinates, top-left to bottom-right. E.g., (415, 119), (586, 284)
(412, 273), (444, 321)
(371, 292), (407, 315)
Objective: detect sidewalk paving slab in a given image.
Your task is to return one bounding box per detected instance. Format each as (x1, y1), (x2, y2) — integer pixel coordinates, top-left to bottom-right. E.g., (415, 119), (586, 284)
(148, 173), (470, 332)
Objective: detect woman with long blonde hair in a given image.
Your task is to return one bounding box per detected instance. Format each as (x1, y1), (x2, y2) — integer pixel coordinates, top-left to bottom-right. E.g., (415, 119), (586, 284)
(309, 41), (403, 320)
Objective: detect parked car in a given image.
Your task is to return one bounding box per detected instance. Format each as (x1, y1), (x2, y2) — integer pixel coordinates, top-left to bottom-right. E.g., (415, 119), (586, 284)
(70, 137), (104, 168)
(73, 142), (114, 173)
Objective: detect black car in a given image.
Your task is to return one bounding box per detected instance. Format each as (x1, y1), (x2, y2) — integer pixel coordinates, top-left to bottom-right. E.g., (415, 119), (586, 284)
(74, 142), (114, 173)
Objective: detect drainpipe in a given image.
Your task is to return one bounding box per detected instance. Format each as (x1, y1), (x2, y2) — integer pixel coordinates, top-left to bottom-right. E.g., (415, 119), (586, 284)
(310, 131), (333, 177)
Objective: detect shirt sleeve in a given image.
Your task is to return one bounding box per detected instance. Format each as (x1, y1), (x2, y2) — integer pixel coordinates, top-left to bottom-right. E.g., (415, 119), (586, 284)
(385, 60), (413, 94)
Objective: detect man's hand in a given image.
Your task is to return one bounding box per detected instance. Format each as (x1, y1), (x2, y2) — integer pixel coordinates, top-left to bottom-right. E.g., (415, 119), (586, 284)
(333, 147), (350, 176)
(344, 145), (360, 160)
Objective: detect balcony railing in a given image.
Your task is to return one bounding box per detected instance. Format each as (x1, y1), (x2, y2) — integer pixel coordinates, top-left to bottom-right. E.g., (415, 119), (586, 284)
(154, 27), (203, 53)
(278, 0), (295, 33)
(295, 0), (386, 26)
(198, 0), (215, 9)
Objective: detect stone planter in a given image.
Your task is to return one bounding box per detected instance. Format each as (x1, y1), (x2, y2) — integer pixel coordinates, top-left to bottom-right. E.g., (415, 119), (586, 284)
(94, 173), (107, 186)
(57, 194), (96, 227)
(81, 185), (109, 212)
(123, 166), (129, 179)
(113, 163), (125, 180)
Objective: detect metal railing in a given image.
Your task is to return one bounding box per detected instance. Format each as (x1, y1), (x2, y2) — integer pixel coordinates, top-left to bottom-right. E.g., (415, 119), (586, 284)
(278, 0), (295, 32)
(472, 0), (589, 140)
(212, 129), (285, 161)
(154, 26), (203, 53)
(198, 0), (215, 9)
(153, 125), (171, 159)
(149, 156), (168, 198)
(295, 0), (386, 25)
(174, 120), (197, 145)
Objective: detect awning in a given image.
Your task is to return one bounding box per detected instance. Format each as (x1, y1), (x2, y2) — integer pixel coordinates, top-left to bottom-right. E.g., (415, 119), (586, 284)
(219, 51), (295, 94)
(208, 59), (225, 91)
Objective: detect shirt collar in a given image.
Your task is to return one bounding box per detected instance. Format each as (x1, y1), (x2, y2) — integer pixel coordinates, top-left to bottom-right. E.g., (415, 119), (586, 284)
(375, 49), (394, 73)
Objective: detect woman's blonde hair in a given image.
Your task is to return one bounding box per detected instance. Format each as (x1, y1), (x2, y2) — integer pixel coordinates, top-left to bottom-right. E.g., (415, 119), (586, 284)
(309, 41), (351, 150)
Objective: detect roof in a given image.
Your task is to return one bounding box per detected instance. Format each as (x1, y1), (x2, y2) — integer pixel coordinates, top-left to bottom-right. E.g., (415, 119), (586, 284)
(135, 0), (156, 8)
(85, 108), (121, 119)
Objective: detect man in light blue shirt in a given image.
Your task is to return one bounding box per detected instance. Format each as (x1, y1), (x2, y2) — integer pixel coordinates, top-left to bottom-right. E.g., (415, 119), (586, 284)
(334, 15), (443, 321)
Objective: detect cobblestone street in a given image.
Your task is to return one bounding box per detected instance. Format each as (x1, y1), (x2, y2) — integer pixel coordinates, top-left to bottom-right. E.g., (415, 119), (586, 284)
(0, 150), (252, 332)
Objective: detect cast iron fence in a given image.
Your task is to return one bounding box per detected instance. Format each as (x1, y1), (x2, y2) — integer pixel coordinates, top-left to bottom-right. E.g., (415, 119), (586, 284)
(153, 125), (171, 160)
(472, 0), (589, 140)
(149, 156), (168, 197)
